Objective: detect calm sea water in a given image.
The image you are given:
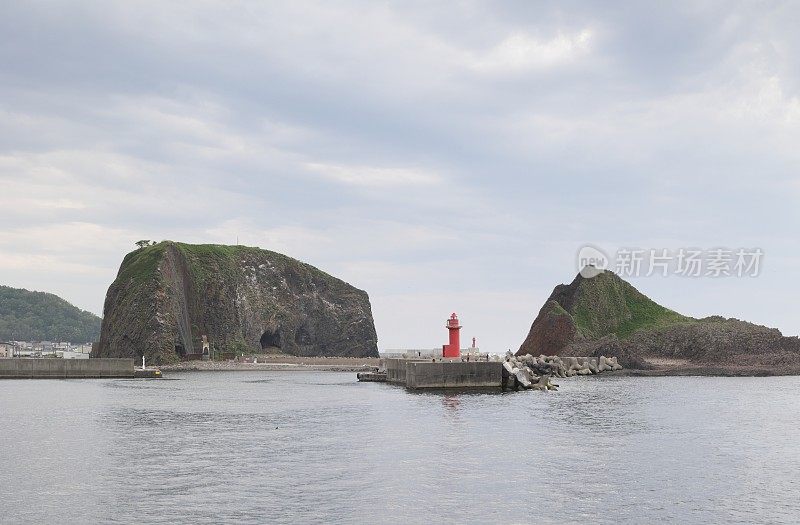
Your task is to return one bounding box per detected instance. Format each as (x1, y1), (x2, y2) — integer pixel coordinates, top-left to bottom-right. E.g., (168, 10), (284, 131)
(1, 371), (799, 524)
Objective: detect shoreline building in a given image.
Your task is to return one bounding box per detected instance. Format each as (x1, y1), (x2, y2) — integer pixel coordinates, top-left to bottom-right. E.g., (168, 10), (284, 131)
(0, 342), (15, 358)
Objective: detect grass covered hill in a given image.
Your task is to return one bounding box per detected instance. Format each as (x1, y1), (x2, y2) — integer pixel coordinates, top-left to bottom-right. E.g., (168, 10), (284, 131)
(517, 270), (691, 357)
(0, 285), (101, 343)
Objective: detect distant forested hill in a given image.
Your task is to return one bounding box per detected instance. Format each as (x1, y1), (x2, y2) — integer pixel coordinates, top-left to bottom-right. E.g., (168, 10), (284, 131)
(0, 286), (101, 343)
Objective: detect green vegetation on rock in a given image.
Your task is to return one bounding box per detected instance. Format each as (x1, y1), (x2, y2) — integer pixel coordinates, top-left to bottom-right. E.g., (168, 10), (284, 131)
(518, 269), (692, 356)
(0, 285), (101, 343)
(117, 243), (167, 289)
(98, 240), (379, 364)
(560, 270), (690, 340)
(517, 269), (800, 374)
(567, 271), (690, 339)
(614, 288), (690, 338)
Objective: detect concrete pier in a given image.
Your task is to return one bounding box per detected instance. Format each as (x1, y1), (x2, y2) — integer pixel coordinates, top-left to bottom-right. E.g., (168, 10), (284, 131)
(385, 358), (429, 384)
(378, 355), (621, 390)
(134, 367), (163, 378)
(384, 358), (501, 389)
(406, 361), (501, 388)
(0, 358), (135, 379)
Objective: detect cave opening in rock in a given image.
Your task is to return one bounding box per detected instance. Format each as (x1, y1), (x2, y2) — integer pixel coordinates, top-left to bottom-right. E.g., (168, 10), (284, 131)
(260, 330), (282, 351)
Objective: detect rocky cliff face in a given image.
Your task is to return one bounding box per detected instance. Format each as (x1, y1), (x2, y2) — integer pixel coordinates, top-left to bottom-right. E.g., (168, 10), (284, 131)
(517, 269), (800, 374)
(97, 242), (379, 364)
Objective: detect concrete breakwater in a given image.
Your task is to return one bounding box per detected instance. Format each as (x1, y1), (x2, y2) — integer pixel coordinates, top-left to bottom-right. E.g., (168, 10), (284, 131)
(380, 354), (622, 390)
(386, 359), (502, 389)
(0, 358), (135, 379)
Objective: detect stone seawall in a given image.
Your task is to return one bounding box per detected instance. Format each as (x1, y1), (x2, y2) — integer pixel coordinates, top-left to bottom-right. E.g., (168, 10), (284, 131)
(0, 358), (134, 379)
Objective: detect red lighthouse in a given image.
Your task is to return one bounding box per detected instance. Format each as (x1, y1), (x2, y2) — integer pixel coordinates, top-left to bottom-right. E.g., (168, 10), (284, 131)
(443, 313), (462, 358)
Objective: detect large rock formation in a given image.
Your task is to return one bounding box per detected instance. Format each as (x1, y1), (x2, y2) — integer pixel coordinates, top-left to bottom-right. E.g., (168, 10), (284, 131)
(517, 269), (800, 375)
(97, 242), (379, 364)
(518, 270), (689, 356)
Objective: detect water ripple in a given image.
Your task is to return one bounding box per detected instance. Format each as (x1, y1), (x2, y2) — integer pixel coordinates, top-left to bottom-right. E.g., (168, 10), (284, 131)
(1, 372), (800, 523)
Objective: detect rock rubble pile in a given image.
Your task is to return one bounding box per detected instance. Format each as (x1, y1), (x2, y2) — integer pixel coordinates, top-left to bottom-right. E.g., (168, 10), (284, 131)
(502, 352), (622, 391)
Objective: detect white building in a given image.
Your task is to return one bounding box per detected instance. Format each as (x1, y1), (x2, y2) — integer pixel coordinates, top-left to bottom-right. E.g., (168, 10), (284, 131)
(0, 342), (22, 358)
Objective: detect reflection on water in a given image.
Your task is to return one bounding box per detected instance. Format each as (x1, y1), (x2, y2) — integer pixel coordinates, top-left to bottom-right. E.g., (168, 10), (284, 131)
(442, 395), (461, 412)
(1, 372), (800, 524)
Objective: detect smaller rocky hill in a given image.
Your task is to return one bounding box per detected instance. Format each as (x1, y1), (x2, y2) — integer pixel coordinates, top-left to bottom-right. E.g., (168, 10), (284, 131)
(0, 285), (101, 343)
(518, 270), (800, 375)
(518, 270), (689, 356)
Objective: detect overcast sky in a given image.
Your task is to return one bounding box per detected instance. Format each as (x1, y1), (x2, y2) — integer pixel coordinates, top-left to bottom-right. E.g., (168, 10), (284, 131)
(1, 1), (798, 351)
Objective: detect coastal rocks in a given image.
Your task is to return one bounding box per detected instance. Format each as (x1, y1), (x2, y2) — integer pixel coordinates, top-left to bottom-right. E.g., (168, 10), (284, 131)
(531, 374), (558, 391)
(97, 241), (379, 364)
(598, 355), (622, 372)
(503, 359), (532, 388)
(502, 351), (622, 391)
(516, 269), (800, 375)
(624, 319), (800, 368)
